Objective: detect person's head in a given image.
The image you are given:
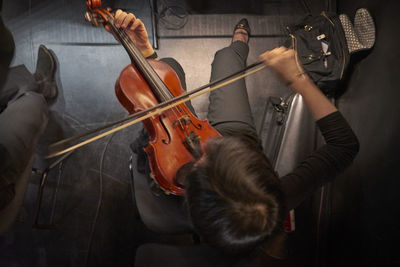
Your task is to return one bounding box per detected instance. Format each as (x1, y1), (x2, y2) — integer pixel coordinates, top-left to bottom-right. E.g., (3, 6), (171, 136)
(184, 136), (283, 253)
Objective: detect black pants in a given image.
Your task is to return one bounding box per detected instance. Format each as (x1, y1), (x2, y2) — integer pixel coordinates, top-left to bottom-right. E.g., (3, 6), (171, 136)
(162, 41), (259, 143)
(0, 66), (48, 173)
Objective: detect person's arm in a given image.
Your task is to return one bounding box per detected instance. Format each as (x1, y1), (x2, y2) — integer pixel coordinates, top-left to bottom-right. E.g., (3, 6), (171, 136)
(279, 112), (359, 211)
(104, 10), (156, 59)
(260, 47), (359, 211)
(260, 47), (337, 120)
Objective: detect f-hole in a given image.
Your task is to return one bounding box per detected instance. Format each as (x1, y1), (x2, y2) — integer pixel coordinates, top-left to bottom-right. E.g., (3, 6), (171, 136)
(190, 120), (203, 130)
(159, 114), (171, 144)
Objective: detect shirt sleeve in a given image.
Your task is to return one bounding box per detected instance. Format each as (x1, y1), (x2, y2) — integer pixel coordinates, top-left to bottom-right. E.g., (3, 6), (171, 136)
(279, 111), (359, 211)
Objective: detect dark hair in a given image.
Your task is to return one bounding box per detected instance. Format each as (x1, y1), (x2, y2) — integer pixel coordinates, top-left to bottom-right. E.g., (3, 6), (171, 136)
(185, 136), (283, 253)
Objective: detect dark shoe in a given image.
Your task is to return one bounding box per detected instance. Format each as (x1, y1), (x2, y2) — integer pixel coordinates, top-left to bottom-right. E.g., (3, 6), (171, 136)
(233, 18), (251, 43)
(34, 45), (58, 100)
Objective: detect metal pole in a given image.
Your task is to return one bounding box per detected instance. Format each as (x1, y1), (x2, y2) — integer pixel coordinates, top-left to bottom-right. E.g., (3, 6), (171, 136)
(149, 0), (158, 49)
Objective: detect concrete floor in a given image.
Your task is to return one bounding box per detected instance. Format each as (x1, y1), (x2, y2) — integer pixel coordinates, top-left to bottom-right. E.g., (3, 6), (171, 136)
(4, 0), (399, 267)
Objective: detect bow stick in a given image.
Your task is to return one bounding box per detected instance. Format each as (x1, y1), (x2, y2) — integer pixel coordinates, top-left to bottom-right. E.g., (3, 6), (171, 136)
(50, 61), (264, 148)
(47, 62), (266, 158)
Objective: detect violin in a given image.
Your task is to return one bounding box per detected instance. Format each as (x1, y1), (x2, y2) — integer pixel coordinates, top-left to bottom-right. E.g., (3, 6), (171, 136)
(85, 0), (221, 195)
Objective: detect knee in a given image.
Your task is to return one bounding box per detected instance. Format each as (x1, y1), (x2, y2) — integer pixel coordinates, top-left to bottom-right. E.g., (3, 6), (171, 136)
(159, 57), (187, 90)
(160, 58), (184, 74)
(30, 90), (48, 108)
(16, 92), (49, 128)
(213, 43), (249, 65)
(214, 46), (236, 60)
(160, 57), (180, 66)
(212, 47), (241, 68)
(24, 91), (47, 109)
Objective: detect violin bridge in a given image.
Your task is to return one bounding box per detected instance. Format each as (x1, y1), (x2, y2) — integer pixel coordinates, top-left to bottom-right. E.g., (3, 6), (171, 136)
(174, 115), (191, 130)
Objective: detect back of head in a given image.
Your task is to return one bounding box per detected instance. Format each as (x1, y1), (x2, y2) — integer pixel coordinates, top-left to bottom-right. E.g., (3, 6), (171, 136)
(185, 136), (283, 253)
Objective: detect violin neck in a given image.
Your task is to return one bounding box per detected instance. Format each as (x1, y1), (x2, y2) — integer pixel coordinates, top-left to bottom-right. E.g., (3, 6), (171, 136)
(107, 18), (173, 103)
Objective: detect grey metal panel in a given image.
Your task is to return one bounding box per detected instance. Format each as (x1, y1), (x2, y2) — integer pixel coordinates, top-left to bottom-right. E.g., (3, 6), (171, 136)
(274, 93), (317, 177)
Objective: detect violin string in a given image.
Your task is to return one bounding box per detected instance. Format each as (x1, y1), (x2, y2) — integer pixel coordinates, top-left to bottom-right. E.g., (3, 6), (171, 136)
(46, 64), (266, 158)
(109, 19), (187, 133)
(175, 104), (194, 137)
(114, 20), (188, 137)
(54, 7), (265, 149)
(114, 21), (172, 101)
(49, 61), (264, 149)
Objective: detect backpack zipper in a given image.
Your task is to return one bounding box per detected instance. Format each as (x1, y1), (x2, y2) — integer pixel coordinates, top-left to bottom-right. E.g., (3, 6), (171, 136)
(340, 47), (346, 79)
(321, 11), (334, 26)
(288, 16), (346, 80)
(320, 11), (346, 79)
(287, 27), (297, 52)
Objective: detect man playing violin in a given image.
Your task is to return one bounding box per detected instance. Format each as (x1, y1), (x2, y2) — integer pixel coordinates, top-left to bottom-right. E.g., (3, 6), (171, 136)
(109, 10), (359, 254)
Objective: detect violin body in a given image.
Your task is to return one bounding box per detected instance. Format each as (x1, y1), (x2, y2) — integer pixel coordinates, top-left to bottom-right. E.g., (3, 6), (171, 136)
(116, 60), (221, 195)
(85, 1), (221, 195)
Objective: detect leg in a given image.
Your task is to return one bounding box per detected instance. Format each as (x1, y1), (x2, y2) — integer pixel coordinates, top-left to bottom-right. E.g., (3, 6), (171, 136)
(1, 44), (58, 109)
(0, 92), (48, 198)
(0, 92), (48, 231)
(208, 41), (258, 139)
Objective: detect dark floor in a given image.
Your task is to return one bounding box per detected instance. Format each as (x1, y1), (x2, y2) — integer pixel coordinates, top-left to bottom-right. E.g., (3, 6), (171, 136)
(1, 0), (400, 266)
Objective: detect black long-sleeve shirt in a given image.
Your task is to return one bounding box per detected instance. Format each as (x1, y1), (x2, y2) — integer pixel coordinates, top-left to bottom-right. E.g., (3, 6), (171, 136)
(130, 109), (359, 237)
(215, 110), (359, 213)
(279, 111), (359, 211)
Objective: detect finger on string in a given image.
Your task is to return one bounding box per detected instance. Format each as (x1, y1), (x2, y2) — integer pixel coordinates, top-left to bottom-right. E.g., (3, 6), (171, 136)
(114, 9), (122, 20)
(121, 13), (135, 29)
(130, 18), (143, 31)
(104, 24), (111, 33)
(115, 10), (126, 27)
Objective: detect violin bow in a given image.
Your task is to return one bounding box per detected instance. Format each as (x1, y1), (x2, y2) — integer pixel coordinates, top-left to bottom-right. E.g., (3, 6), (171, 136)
(47, 62), (266, 158)
(47, 0), (267, 158)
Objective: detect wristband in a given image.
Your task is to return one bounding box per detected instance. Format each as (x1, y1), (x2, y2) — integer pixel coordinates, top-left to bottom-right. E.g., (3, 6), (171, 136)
(146, 51), (158, 59)
(286, 71), (307, 87)
(141, 46), (156, 58)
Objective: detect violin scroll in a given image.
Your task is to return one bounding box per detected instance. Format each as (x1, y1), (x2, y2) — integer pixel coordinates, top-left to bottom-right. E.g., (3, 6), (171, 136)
(86, 0), (102, 9)
(84, 11), (102, 27)
(84, 0), (112, 27)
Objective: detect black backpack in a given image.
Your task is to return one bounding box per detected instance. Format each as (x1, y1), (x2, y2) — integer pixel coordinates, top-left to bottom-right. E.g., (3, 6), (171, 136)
(285, 11), (350, 97)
